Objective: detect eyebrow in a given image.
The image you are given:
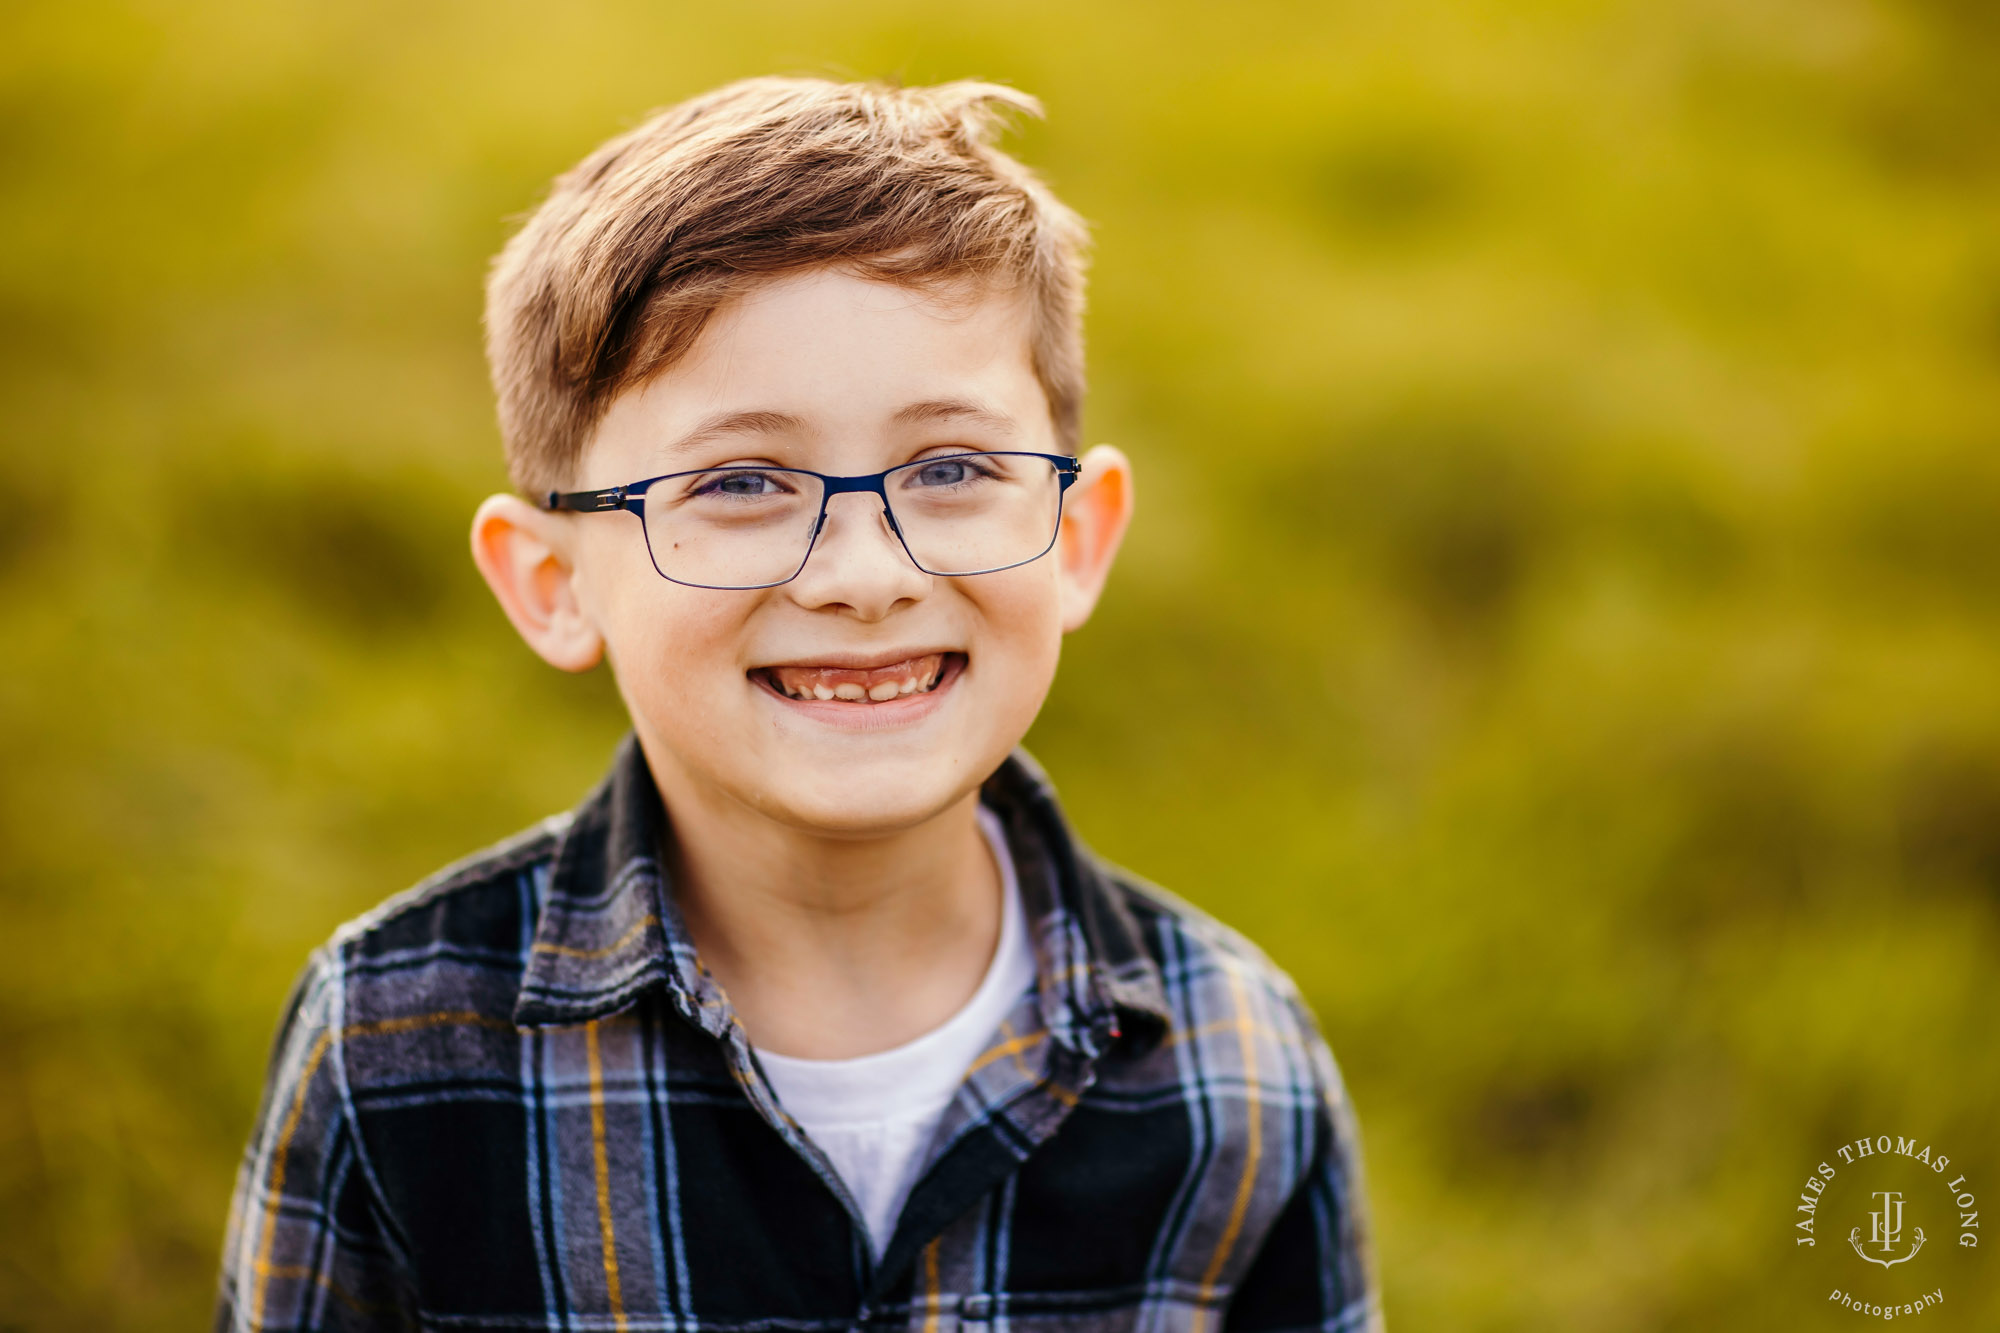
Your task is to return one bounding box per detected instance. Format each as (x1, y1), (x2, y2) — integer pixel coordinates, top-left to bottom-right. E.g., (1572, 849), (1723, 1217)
(891, 398), (1019, 435)
(664, 409), (808, 458)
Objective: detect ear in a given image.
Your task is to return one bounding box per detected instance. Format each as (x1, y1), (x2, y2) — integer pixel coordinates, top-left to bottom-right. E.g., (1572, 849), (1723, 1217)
(1056, 444), (1135, 632)
(469, 494), (605, 672)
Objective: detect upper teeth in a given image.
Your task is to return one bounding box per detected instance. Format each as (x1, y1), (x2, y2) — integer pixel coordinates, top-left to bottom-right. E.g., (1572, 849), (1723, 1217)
(768, 657), (945, 702)
(807, 674), (924, 702)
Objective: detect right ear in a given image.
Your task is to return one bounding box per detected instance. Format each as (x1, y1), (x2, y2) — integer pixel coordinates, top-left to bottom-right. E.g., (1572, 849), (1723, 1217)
(469, 494), (605, 672)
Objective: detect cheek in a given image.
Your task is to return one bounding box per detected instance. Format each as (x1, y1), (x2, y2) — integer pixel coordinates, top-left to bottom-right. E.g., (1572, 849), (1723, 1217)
(973, 568), (1066, 682)
(582, 544), (749, 692)
(600, 597), (758, 761)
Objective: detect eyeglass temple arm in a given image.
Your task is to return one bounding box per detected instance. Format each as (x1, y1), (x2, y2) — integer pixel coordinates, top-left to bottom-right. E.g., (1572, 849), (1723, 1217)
(544, 486), (634, 513)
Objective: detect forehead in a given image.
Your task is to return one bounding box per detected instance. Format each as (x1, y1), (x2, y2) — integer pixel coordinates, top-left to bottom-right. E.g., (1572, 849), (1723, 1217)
(588, 268), (1048, 476)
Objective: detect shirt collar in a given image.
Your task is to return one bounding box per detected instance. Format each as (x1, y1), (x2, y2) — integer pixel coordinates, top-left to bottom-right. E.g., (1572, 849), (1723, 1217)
(513, 735), (1171, 1056)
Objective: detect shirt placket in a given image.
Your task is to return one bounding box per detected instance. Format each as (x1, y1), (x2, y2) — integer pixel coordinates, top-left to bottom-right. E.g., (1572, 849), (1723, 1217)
(671, 932), (1120, 1331)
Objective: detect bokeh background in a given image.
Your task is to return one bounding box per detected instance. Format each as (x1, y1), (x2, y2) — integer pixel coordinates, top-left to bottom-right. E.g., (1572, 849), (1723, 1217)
(5, 1), (1999, 1328)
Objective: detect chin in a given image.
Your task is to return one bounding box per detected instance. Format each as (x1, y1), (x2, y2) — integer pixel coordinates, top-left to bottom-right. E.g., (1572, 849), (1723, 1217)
(755, 753), (988, 836)
(781, 803), (958, 839)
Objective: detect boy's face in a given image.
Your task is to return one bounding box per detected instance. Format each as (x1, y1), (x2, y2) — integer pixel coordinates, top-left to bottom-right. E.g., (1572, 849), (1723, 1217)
(474, 268), (1130, 837)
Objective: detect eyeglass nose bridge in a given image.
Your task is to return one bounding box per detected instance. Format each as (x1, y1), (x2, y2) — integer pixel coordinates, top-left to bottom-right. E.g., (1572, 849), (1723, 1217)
(805, 471), (909, 554)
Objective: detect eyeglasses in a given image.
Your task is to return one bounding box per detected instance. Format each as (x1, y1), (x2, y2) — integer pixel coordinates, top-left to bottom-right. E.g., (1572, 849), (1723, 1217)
(544, 451), (1081, 590)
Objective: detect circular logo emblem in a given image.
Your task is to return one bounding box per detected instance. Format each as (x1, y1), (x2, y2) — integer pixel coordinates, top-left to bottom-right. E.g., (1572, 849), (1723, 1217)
(1791, 1134), (1984, 1323)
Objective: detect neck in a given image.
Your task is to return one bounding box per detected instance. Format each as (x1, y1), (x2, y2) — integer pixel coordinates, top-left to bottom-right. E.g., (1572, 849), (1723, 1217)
(639, 741), (1004, 1060)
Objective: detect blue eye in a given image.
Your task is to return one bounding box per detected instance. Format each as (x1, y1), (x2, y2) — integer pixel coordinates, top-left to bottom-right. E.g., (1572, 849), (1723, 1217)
(911, 457), (986, 487)
(692, 470), (788, 498)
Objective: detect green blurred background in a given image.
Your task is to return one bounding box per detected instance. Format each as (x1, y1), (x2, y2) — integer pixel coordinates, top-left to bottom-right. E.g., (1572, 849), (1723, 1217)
(4, 0), (1998, 1328)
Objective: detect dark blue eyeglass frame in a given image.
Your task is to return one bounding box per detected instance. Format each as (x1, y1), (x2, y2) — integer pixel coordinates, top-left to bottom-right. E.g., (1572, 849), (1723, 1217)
(543, 450), (1081, 590)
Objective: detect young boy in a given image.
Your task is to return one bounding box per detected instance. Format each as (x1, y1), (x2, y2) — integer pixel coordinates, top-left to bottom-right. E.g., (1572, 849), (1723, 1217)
(217, 77), (1379, 1333)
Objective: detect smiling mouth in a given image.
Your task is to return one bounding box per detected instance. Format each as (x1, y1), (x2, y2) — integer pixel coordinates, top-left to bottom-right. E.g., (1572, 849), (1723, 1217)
(751, 652), (962, 704)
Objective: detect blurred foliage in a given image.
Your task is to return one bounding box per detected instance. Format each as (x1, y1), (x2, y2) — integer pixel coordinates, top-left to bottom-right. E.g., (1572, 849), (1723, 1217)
(4, 0), (1999, 1328)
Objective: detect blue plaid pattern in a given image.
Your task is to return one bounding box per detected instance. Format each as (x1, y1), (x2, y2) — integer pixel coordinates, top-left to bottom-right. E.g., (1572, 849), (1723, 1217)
(216, 737), (1380, 1332)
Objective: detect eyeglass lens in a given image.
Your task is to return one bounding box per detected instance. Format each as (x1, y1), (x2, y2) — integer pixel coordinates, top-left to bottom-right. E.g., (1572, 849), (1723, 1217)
(637, 453), (1065, 588)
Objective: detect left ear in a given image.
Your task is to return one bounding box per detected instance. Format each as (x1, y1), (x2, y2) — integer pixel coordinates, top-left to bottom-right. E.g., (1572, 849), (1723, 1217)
(1056, 444), (1135, 632)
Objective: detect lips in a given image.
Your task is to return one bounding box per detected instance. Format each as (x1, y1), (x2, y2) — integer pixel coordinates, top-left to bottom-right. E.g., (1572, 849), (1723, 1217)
(751, 652), (962, 704)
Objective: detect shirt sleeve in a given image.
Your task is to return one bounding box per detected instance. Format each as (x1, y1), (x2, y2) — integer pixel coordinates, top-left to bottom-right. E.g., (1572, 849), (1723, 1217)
(215, 948), (420, 1332)
(1222, 996), (1382, 1333)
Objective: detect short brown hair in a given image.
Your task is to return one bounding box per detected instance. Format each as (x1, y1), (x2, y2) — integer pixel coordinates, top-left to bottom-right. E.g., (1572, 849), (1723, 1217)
(484, 77), (1091, 494)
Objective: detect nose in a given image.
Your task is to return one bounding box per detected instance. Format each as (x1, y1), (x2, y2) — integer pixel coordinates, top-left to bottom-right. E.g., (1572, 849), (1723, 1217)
(784, 491), (929, 620)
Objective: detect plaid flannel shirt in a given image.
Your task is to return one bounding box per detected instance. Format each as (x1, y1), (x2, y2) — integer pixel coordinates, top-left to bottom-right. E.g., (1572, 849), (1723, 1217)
(216, 737), (1380, 1332)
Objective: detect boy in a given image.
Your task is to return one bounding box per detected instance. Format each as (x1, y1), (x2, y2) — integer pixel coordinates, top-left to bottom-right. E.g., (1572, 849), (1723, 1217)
(217, 77), (1379, 1332)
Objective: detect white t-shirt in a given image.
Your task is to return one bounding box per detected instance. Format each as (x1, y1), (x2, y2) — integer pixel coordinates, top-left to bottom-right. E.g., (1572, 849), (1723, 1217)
(752, 807), (1037, 1261)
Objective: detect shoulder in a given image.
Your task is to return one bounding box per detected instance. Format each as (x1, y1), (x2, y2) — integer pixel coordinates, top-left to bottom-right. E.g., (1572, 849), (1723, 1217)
(310, 813), (571, 1026)
(1102, 860), (1316, 1013)
(1090, 858), (1339, 1074)
(341, 813), (565, 950)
